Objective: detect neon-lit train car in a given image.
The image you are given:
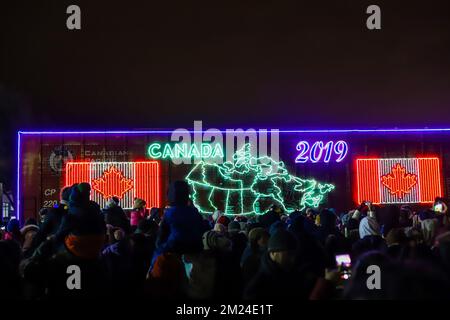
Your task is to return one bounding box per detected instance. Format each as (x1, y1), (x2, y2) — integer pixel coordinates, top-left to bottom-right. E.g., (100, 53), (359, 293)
(16, 128), (450, 223)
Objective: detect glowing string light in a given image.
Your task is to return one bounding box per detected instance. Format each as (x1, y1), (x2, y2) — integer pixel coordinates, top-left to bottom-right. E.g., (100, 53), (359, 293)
(65, 161), (160, 209)
(295, 140), (349, 163)
(186, 143), (334, 216)
(355, 157), (442, 204)
(148, 142), (224, 160)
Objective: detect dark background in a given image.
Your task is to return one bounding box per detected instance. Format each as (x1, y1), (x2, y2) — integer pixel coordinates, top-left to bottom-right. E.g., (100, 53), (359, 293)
(1, 0), (450, 189)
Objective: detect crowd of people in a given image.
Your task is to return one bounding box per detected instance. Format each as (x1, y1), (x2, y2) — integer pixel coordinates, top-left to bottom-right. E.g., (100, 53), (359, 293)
(1, 180), (450, 300)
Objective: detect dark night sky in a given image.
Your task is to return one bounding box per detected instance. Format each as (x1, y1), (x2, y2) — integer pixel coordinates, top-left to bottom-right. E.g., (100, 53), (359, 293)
(1, 0), (450, 131)
(1, 0), (450, 189)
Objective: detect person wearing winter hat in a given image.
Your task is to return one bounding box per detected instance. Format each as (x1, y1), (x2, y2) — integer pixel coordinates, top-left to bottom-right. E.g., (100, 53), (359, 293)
(23, 184), (109, 298)
(58, 183), (104, 236)
(185, 230), (242, 300)
(102, 196), (130, 234)
(49, 183), (106, 259)
(26, 185), (73, 257)
(244, 230), (310, 300)
(167, 180), (190, 206)
(266, 229), (299, 269)
(227, 221), (247, 265)
(153, 181), (206, 266)
(269, 220), (286, 236)
(20, 218), (40, 253)
(228, 221), (241, 234)
(217, 215), (230, 227)
(202, 230), (232, 251)
(241, 227), (269, 283)
(213, 223), (227, 235)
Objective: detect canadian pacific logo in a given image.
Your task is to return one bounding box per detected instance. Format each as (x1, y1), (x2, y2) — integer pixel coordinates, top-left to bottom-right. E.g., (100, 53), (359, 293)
(49, 146), (74, 174)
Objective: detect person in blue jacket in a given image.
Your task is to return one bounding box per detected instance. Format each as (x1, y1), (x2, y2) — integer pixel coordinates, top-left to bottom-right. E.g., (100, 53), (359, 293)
(153, 181), (206, 262)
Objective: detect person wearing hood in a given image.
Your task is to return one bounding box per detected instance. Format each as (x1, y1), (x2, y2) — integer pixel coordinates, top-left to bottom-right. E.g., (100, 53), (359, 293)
(269, 220), (286, 236)
(227, 221), (247, 265)
(240, 227), (269, 284)
(184, 230), (242, 299)
(102, 196), (131, 234)
(20, 218), (40, 253)
(288, 214), (328, 276)
(22, 184), (109, 298)
(55, 183), (105, 241)
(244, 229), (313, 300)
(316, 209), (340, 241)
(154, 181), (206, 261)
(25, 186), (72, 257)
(421, 218), (438, 246)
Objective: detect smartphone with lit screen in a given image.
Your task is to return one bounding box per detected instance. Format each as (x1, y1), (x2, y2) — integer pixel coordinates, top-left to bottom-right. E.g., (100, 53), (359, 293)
(335, 254), (351, 268)
(335, 254), (352, 280)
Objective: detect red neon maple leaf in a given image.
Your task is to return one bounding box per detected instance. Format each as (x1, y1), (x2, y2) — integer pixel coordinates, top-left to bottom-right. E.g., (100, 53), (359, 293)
(381, 163), (417, 198)
(92, 166), (134, 199)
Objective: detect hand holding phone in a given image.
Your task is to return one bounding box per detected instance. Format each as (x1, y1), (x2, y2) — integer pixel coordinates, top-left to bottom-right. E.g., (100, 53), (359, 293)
(434, 203), (443, 213)
(335, 254), (352, 281)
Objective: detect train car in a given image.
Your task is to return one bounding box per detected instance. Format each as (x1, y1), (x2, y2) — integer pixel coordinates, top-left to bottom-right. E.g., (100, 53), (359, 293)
(16, 128), (450, 223)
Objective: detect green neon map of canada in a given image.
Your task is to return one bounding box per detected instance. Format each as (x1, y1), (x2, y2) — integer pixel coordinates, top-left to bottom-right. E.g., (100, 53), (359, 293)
(186, 144), (335, 216)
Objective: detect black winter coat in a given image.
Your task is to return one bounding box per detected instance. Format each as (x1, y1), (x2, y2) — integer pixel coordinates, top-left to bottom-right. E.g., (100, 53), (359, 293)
(243, 252), (315, 300)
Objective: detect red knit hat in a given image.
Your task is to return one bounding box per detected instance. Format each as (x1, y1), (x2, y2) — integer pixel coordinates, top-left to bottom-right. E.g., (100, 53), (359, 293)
(217, 215), (230, 227)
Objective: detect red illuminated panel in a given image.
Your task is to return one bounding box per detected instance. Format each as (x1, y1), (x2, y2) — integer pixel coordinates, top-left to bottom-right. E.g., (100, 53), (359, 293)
(356, 157), (442, 204)
(356, 159), (381, 204)
(134, 162), (160, 211)
(418, 158), (442, 202)
(65, 161), (160, 209)
(66, 162), (90, 186)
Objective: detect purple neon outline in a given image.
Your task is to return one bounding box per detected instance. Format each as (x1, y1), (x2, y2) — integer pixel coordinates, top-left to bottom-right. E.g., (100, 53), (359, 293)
(16, 127), (450, 134)
(322, 141), (334, 163)
(16, 126), (450, 221)
(295, 141), (309, 163)
(309, 141), (324, 163)
(335, 141), (349, 163)
(16, 132), (21, 222)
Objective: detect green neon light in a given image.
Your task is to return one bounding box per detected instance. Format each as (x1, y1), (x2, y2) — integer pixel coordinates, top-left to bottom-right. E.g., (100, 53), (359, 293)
(147, 142), (224, 160)
(186, 143), (335, 216)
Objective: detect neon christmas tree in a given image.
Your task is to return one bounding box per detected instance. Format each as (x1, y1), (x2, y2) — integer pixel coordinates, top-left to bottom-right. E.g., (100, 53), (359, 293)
(186, 143), (334, 216)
